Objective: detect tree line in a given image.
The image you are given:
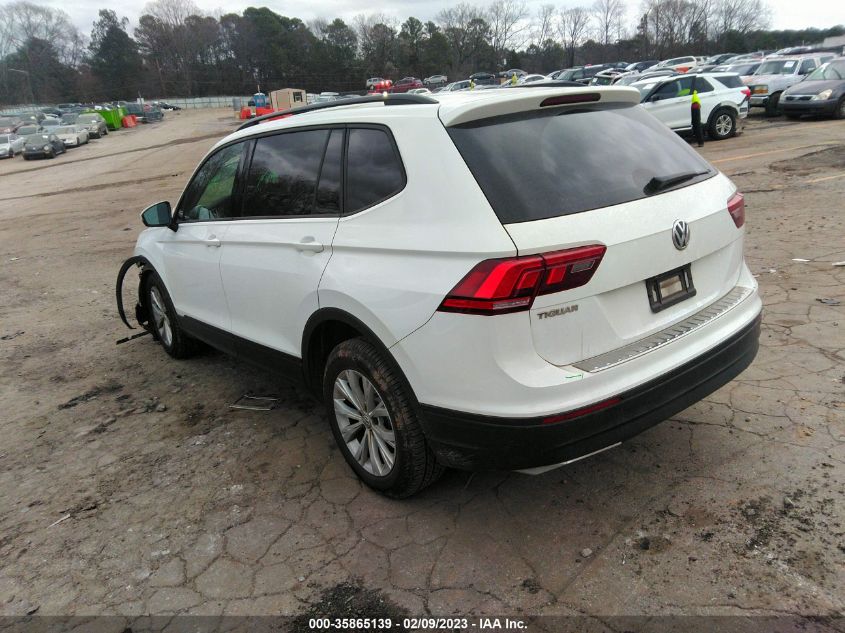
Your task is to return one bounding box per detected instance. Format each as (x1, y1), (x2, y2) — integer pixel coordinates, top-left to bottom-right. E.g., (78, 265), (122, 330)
(0, 0), (842, 105)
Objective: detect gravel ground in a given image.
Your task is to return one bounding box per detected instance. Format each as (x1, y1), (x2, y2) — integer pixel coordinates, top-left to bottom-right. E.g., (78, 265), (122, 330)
(0, 108), (842, 626)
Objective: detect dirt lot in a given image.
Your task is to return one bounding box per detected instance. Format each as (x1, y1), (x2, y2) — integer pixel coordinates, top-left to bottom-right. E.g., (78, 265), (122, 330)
(0, 108), (843, 626)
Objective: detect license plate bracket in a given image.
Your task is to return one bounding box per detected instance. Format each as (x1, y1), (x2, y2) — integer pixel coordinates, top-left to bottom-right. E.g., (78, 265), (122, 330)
(646, 264), (696, 313)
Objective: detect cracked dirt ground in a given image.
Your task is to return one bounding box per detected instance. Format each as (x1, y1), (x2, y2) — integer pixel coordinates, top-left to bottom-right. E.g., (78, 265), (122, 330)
(0, 109), (843, 624)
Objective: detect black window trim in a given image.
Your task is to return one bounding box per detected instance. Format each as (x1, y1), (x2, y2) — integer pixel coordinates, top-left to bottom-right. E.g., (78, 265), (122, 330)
(341, 123), (407, 217)
(175, 139), (251, 224)
(175, 122), (405, 224)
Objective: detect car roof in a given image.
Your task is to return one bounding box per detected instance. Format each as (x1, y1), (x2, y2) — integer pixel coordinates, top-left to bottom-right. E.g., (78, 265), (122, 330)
(218, 86), (641, 150)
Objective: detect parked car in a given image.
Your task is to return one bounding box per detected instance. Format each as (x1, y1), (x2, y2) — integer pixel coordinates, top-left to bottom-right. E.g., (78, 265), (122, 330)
(625, 60), (660, 73)
(634, 72), (749, 140)
(54, 125), (90, 147)
(0, 116), (23, 134)
(392, 77), (425, 93)
(408, 88), (432, 94)
(615, 69), (678, 86)
(41, 116), (61, 129)
(703, 53), (739, 66)
(655, 56), (699, 72)
(154, 101), (182, 111)
(442, 80), (471, 92)
(0, 133), (25, 158)
(60, 112), (79, 125)
(77, 113), (108, 138)
(120, 86), (760, 497)
(518, 73), (547, 84)
(469, 72), (498, 86)
(589, 69), (626, 85)
(556, 65), (613, 84)
(315, 92), (341, 103)
(710, 62), (761, 82)
(424, 75), (448, 87)
(22, 132), (66, 159)
(781, 58), (845, 119)
(365, 77), (384, 90)
(746, 54), (827, 115)
(498, 68), (526, 78)
(16, 124), (43, 136)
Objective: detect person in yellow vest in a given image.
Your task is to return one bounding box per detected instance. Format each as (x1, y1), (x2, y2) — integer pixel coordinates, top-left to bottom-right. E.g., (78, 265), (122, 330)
(690, 89), (704, 147)
(511, 73), (518, 86)
(469, 78), (476, 90)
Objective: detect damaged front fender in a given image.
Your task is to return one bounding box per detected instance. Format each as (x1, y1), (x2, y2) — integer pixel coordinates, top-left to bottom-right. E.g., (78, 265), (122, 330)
(116, 255), (153, 329)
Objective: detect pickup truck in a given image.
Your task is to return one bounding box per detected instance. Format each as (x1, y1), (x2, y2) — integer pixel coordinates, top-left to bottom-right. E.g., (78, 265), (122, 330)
(746, 54), (833, 115)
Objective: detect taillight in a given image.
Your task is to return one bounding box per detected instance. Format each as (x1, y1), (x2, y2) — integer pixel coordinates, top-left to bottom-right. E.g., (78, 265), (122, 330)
(741, 87), (751, 99)
(727, 192), (745, 228)
(438, 245), (606, 316)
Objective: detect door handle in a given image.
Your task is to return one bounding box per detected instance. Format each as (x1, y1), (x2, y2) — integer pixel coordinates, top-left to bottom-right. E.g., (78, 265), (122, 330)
(296, 237), (324, 253)
(205, 236), (221, 248)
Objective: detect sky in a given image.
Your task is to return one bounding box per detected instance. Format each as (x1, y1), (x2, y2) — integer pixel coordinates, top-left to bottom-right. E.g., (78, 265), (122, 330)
(8, 0), (845, 42)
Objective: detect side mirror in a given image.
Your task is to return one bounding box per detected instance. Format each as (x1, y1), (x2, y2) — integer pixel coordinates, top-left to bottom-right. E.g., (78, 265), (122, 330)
(141, 201), (173, 228)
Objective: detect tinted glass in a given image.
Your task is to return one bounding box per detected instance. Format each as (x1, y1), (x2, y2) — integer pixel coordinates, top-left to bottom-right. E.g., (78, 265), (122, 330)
(799, 59), (816, 74)
(316, 129), (343, 213)
(448, 104), (714, 224)
(345, 128), (405, 213)
(179, 142), (244, 221)
(807, 60), (845, 80)
(243, 129), (328, 217)
(694, 78), (714, 93)
(0, 135), (8, 143)
(716, 74), (743, 88)
(654, 76), (695, 99)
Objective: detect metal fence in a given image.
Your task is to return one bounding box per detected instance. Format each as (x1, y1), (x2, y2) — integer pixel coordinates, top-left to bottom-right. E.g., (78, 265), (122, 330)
(1, 96), (254, 114)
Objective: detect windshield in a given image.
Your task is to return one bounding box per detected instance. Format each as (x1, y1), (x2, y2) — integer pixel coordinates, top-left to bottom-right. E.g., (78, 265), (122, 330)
(55, 126), (74, 134)
(0, 135), (8, 143)
(807, 60), (845, 80)
(448, 103), (713, 224)
(78, 115), (99, 123)
(756, 59), (798, 75)
(18, 126), (38, 134)
(26, 134), (50, 142)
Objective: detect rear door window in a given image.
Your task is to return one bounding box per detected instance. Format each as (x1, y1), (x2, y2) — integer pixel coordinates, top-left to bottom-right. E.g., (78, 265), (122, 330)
(448, 103), (714, 224)
(345, 127), (405, 214)
(243, 129), (329, 217)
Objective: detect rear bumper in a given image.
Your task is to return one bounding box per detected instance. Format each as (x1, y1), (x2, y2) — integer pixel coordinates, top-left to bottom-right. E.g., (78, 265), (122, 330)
(419, 311), (761, 471)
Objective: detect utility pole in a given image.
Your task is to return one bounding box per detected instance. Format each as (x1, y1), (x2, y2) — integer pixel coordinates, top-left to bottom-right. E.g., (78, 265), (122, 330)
(8, 68), (35, 106)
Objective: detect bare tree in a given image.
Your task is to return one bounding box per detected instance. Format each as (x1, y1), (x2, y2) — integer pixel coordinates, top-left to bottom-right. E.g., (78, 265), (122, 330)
(592, 0), (626, 46)
(532, 4), (557, 46)
(558, 6), (591, 67)
(714, 0), (771, 37)
(487, 0), (530, 61)
(0, 1), (83, 65)
(436, 3), (489, 72)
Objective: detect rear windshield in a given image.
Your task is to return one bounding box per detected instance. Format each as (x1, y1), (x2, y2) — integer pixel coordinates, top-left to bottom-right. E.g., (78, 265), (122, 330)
(716, 74), (743, 88)
(448, 103), (714, 224)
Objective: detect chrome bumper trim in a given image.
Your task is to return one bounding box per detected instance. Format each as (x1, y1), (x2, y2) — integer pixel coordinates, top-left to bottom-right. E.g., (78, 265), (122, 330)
(572, 286), (754, 373)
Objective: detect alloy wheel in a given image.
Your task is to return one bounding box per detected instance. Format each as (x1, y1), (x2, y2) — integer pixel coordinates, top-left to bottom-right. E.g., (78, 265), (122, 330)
(333, 369), (396, 476)
(149, 286), (173, 347)
(715, 114), (733, 137)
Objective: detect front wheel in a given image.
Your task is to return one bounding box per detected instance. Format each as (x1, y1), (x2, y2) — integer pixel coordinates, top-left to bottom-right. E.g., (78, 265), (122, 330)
(143, 272), (197, 359)
(765, 92), (782, 117)
(709, 109), (736, 140)
(323, 338), (444, 498)
(835, 96), (845, 120)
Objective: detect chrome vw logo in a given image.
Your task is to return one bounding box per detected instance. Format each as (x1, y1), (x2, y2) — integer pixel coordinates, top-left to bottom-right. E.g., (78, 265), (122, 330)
(672, 220), (690, 250)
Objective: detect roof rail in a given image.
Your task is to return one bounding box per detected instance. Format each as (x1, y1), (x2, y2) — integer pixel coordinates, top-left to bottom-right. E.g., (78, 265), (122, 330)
(237, 93), (438, 131)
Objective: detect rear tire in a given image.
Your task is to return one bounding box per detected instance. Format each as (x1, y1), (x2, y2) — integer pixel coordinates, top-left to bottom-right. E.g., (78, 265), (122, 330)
(708, 109), (736, 140)
(143, 272), (197, 359)
(323, 338), (444, 498)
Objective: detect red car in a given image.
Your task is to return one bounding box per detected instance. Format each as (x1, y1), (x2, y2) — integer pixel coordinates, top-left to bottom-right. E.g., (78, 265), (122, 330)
(391, 77), (424, 93)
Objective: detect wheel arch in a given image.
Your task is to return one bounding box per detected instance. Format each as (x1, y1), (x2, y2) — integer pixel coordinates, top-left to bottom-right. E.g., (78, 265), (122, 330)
(301, 308), (415, 400)
(706, 102), (739, 126)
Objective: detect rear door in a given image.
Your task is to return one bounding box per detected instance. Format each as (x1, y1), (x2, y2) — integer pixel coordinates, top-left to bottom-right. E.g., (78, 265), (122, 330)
(446, 99), (744, 367)
(219, 127), (342, 357)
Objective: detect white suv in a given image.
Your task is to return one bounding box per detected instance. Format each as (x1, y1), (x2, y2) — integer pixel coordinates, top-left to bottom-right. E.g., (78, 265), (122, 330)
(633, 73), (750, 140)
(118, 89), (762, 497)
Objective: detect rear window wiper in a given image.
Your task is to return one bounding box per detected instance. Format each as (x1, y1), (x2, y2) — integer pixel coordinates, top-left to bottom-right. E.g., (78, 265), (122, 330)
(644, 170), (710, 195)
